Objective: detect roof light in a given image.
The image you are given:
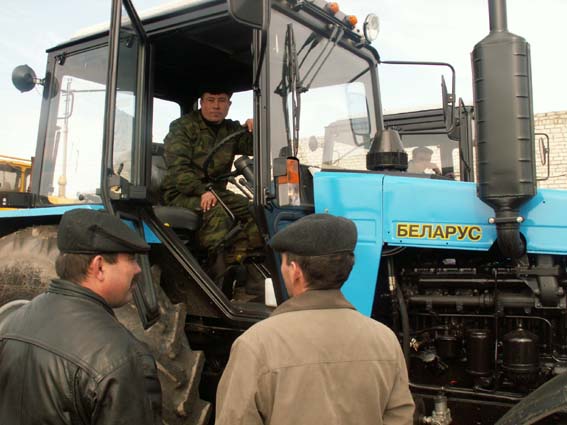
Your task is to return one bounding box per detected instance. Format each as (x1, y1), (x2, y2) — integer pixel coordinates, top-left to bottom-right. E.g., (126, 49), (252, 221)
(327, 2), (339, 15)
(345, 15), (358, 27)
(363, 14), (380, 42)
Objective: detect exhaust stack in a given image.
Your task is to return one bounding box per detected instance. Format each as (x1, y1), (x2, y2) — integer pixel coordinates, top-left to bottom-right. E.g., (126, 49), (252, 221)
(472, 0), (536, 259)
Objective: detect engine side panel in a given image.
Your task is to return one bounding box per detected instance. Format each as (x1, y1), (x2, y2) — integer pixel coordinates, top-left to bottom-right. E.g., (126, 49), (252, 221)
(314, 171), (567, 316)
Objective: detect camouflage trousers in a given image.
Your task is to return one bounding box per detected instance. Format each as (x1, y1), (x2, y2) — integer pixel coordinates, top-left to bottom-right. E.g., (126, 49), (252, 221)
(168, 189), (263, 263)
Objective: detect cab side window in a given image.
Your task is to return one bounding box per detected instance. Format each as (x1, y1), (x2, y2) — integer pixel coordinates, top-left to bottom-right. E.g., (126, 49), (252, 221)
(153, 98), (181, 145)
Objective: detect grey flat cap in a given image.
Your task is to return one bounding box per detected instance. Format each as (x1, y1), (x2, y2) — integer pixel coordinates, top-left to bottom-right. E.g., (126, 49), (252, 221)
(58, 209), (150, 254)
(413, 146), (433, 155)
(269, 213), (357, 256)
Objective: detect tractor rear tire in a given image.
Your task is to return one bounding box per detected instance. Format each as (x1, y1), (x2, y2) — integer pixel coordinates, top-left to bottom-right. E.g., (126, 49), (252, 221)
(0, 225), (211, 425)
(0, 225), (58, 302)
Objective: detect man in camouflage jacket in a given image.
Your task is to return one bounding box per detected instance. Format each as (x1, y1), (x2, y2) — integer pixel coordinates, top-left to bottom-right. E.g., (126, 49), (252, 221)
(162, 91), (263, 270)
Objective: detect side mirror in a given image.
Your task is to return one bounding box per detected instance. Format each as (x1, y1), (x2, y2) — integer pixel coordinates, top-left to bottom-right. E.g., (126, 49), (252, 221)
(228, 0), (270, 30)
(12, 65), (42, 93)
(441, 75), (456, 133)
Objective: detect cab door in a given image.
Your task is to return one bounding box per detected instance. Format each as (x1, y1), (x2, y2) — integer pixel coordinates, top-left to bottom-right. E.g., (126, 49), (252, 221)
(102, 0), (158, 327)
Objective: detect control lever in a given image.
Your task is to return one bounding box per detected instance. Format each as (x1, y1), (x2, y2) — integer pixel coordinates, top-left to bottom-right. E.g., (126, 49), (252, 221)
(234, 156), (255, 187)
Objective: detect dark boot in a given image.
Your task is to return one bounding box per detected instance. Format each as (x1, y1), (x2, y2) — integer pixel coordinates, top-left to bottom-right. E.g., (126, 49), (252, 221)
(220, 264), (247, 299)
(207, 252), (227, 287)
(243, 264), (265, 297)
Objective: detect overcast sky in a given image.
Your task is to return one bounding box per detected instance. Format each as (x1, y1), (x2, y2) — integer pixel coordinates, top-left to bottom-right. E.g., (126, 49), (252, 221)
(1, 0), (566, 159)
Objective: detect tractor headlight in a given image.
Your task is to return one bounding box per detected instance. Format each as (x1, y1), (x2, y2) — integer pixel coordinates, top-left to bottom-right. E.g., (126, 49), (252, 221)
(363, 14), (379, 42)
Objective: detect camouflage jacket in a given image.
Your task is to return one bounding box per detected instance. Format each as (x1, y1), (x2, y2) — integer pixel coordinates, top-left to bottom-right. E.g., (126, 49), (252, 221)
(162, 110), (252, 204)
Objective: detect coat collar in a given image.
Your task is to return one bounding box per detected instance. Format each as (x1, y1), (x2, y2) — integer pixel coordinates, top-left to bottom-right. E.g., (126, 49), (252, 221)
(271, 289), (355, 317)
(189, 109), (224, 133)
(192, 110), (212, 132)
(48, 279), (115, 316)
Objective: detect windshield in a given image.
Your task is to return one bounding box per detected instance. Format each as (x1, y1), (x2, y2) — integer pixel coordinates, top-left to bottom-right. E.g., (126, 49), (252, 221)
(40, 46), (108, 204)
(269, 10), (377, 177)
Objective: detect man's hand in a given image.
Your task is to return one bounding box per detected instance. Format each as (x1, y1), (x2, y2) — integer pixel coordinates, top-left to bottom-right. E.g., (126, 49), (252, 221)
(200, 191), (217, 212)
(244, 118), (253, 132)
(430, 164), (442, 175)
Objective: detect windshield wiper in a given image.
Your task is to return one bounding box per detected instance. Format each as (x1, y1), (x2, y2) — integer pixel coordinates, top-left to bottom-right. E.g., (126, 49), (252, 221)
(296, 32), (321, 68)
(299, 25), (343, 91)
(275, 24), (301, 157)
(275, 24), (344, 156)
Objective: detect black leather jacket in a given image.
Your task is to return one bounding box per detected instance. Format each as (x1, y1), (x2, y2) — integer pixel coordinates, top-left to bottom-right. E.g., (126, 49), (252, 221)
(0, 279), (162, 424)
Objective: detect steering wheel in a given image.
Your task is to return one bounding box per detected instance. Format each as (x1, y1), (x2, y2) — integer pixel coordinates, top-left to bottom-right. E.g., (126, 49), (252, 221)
(202, 128), (247, 183)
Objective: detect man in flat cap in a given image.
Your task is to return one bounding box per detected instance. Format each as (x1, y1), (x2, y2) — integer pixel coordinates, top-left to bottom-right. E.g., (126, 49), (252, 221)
(0, 208), (162, 424)
(162, 88), (263, 288)
(215, 213), (414, 425)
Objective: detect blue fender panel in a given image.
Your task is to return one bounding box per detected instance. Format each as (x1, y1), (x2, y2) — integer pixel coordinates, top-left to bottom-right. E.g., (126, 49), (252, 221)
(314, 172), (384, 316)
(0, 204), (161, 244)
(521, 188), (567, 254)
(0, 204), (103, 218)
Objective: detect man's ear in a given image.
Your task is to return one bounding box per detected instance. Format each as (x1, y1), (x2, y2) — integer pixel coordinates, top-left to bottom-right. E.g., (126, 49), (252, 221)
(88, 255), (105, 281)
(291, 262), (308, 294)
(291, 261), (301, 280)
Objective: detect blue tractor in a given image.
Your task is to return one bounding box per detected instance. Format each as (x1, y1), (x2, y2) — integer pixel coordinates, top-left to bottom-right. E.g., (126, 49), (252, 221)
(1, 0), (566, 423)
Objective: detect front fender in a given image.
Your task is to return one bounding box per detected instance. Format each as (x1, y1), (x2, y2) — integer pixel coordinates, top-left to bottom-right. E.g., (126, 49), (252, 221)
(495, 373), (567, 424)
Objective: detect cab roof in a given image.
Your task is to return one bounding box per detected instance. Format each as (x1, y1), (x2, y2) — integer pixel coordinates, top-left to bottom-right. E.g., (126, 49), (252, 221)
(49, 0), (218, 50)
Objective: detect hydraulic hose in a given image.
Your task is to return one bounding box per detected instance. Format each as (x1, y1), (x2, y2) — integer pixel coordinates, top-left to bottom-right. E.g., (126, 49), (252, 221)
(397, 284), (410, 366)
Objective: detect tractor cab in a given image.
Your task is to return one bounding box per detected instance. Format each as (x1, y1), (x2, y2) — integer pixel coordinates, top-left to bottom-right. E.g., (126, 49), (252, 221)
(8, 0), (390, 325)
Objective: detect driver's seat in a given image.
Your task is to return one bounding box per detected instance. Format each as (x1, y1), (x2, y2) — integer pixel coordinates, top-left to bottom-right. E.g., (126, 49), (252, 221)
(150, 143), (201, 234)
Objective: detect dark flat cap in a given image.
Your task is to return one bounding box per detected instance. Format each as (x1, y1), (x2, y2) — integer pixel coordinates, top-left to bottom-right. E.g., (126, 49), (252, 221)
(58, 209), (150, 254)
(269, 214), (357, 256)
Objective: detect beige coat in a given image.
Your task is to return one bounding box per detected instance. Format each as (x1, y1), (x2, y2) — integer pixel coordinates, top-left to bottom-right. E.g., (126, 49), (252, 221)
(216, 290), (414, 425)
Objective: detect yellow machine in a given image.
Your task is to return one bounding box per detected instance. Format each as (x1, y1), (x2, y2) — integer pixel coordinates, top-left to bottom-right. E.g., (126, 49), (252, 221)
(0, 155), (32, 209)
(0, 155), (31, 194)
